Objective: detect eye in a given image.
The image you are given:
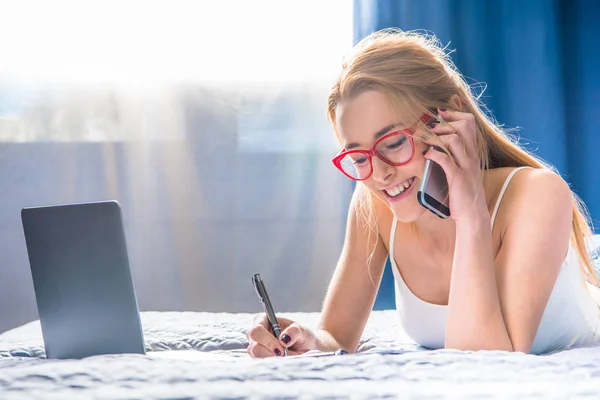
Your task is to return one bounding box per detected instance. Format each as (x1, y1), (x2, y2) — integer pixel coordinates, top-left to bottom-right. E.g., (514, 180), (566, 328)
(352, 155), (368, 165)
(385, 136), (406, 150)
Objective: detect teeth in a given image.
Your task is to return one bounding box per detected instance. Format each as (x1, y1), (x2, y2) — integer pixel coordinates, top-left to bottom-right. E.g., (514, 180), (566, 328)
(386, 186), (403, 196)
(385, 178), (413, 197)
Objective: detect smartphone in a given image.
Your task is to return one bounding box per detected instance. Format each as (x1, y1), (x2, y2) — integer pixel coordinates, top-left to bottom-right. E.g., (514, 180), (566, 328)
(417, 112), (451, 219)
(417, 156), (450, 218)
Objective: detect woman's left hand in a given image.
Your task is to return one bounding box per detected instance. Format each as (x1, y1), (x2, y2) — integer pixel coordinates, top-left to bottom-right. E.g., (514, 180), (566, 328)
(424, 108), (487, 222)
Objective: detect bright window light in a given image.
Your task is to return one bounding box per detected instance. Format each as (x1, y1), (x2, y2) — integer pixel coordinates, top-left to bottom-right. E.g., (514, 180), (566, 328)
(0, 0), (353, 144)
(0, 0), (353, 85)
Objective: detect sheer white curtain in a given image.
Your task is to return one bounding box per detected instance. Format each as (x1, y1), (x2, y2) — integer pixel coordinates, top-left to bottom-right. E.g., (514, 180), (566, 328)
(0, 0), (354, 333)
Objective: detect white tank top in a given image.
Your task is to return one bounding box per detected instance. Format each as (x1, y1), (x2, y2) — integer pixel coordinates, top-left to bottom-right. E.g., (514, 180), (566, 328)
(389, 167), (600, 354)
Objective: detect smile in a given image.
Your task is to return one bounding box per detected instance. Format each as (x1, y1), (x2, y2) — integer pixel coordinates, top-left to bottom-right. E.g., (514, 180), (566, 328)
(382, 177), (416, 201)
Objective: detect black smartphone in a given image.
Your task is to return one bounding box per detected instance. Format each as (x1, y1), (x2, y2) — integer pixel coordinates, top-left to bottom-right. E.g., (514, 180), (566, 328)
(417, 156), (450, 218)
(417, 113), (451, 218)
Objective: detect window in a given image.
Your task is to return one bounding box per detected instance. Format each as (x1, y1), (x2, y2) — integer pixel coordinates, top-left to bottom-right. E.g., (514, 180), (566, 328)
(0, 0), (353, 147)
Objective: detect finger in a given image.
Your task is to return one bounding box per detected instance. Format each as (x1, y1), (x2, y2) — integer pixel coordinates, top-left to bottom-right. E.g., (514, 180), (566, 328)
(429, 120), (477, 161)
(426, 134), (468, 169)
(252, 313), (269, 327)
(248, 342), (277, 358)
(437, 109), (478, 156)
(437, 108), (474, 123)
(252, 314), (297, 337)
(247, 326), (286, 355)
(449, 119), (478, 158)
(428, 120), (458, 136)
(274, 316), (296, 328)
(279, 323), (311, 350)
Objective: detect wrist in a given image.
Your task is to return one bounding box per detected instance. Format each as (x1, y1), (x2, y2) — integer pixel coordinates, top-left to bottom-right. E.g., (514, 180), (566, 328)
(455, 205), (491, 231)
(314, 329), (345, 352)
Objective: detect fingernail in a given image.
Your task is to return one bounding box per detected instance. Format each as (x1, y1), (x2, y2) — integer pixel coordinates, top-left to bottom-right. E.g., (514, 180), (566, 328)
(439, 108), (447, 112)
(426, 121), (436, 129)
(280, 334), (291, 345)
(274, 348), (282, 356)
(426, 145), (442, 153)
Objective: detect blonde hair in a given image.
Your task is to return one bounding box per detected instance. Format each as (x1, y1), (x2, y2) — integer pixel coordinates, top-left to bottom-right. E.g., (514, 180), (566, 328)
(327, 28), (598, 286)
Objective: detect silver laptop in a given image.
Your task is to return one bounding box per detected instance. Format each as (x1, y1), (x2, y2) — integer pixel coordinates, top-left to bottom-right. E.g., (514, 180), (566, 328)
(21, 200), (146, 359)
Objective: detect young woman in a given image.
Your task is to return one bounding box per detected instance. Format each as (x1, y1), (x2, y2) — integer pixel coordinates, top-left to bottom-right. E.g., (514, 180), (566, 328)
(246, 29), (600, 356)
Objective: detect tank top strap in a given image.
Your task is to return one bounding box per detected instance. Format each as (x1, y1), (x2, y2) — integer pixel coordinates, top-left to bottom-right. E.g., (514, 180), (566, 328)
(490, 167), (530, 229)
(389, 217), (399, 260)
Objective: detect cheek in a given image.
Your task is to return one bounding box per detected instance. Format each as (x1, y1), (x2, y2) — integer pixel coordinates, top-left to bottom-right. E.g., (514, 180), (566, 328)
(414, 139), (430, 156)
(411, 141), (430, 173)
(363, 182), (389, 203)
(360, 180), (385, 203)
(361, 179), (378, 192)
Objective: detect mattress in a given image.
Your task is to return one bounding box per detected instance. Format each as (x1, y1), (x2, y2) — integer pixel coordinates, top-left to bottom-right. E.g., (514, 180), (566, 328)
(2, 310), (600, 399)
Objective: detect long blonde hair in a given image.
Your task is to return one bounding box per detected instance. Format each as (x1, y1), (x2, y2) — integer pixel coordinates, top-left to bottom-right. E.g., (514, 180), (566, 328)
(327, 28), (597, 286)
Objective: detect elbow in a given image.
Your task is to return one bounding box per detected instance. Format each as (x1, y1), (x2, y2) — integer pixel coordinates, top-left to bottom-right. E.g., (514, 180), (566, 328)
(444, 321), (518, 352)
(314, 328), (358, 353)
(337, 337), (360, 354)
(444, 337), (514, 353)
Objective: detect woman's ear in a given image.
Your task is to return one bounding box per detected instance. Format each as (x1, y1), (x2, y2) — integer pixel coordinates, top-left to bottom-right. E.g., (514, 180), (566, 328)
(447, 94), (463, 111)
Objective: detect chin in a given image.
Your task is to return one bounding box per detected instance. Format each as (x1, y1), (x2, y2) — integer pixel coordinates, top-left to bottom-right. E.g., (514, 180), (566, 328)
(391, 200), (427, 223)
(368, 184), (427, 223)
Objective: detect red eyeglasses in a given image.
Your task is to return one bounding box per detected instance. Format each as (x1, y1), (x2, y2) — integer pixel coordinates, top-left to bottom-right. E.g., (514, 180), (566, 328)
(332, 113), (431, 181)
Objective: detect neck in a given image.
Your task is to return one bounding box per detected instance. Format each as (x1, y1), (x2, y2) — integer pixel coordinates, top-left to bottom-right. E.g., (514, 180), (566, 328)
(411, 209), (456, 256)
(410, 171), (494, 255)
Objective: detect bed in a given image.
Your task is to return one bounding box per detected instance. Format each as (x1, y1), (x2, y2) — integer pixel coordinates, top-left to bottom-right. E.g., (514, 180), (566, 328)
(1, 309), (600, 400)
(1, 237), (599, 399)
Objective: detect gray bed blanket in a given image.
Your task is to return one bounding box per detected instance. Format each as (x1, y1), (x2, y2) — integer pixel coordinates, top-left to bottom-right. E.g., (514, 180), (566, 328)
(2, 310), (600, 399)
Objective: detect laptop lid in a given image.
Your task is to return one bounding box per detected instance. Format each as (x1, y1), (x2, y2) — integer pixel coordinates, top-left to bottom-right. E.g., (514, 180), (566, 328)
(21, 200), (146, 359)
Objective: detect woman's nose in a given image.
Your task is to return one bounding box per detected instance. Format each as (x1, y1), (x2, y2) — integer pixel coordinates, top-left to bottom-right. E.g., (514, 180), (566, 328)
(371, 156), (393, 183)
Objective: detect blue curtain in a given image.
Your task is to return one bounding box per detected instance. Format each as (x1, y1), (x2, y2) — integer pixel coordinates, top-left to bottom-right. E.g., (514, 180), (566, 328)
(354, 0), (600, 310)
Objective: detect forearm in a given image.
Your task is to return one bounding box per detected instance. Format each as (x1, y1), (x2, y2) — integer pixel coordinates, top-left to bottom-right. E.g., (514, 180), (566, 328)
(313, 329), (349, 352)
(446, 209), (513, 351)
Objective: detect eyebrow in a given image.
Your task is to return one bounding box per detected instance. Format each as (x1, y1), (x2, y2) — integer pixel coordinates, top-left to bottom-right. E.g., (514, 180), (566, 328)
(344, 123), (403, 150)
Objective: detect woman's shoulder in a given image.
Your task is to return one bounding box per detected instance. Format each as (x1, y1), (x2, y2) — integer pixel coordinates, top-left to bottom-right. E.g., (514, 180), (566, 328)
(486, 166), (572, 229)
(485, 166), (569, 200)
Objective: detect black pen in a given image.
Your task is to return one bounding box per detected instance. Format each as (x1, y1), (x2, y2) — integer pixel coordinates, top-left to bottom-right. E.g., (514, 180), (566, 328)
(252, 273), (287, 356)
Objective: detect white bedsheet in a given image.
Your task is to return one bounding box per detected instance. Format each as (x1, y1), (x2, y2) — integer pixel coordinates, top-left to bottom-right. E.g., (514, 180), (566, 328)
(1, 310), (600, 399)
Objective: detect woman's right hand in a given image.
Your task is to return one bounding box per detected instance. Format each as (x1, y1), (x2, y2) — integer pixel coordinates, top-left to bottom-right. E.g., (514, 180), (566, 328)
(246, 314), (318, 358)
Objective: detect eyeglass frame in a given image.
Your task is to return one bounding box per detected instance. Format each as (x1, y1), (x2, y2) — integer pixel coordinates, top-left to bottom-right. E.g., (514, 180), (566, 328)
(331, 113), (433, 181)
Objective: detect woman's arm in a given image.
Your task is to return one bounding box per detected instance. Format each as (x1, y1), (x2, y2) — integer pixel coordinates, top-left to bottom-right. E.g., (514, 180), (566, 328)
(427, 108), (572, 353)
(315, 188), (389, 353)
(445, 201), (513, 350)
(446, 169), (572, 352)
